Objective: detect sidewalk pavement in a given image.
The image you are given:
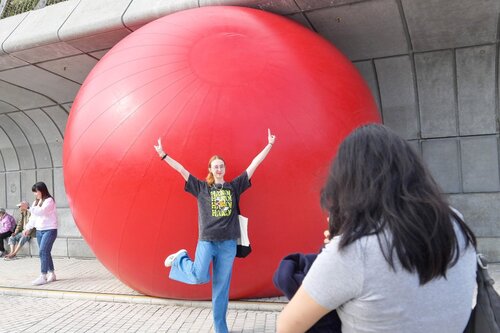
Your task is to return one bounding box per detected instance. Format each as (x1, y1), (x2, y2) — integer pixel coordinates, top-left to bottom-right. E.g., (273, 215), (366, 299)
(0, 257), (285, 333)
(0, 256), (499, 333)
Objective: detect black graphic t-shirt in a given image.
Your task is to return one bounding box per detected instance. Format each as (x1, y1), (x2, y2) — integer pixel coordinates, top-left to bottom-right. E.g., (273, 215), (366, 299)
(185, 171), (251, 241)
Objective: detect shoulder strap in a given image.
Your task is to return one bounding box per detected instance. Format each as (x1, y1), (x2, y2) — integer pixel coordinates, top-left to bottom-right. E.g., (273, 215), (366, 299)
(234, 188), (241, 215)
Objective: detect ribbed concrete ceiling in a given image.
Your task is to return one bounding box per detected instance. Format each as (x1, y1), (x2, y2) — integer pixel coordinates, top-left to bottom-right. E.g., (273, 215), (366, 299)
(0, 0), (499, 173)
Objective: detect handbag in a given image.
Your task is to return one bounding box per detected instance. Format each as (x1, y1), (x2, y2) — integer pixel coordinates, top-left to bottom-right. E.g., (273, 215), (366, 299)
(463, 254), (500, 333)
(236, 214), (252, 258)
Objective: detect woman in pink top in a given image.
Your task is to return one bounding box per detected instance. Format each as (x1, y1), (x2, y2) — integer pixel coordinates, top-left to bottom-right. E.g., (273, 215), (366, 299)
(24, 182), (58, 286)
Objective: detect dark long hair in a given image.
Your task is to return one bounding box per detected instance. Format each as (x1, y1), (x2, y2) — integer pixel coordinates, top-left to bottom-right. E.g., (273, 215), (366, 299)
(32, 182), (53, 200)
(321, 124), (476, 284)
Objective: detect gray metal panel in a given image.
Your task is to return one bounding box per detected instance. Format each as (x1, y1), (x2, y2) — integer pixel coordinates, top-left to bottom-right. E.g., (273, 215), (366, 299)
(460, 136), (500, 193)
(0, 54), (27, 71)
(0, 115), (33, 170)
(199, 0), (300, 15)
(10, 42), (81, 64)
(0, 142), (4, 171)
(0, 174), (5, 208)
(456, 45), (496, 135)
(68, 238), (95, 258)
(422, 138), (460, 193)
(9, 112), (53, 168)
(375, 56), (418, 139)
(61, 103), (72, 112)
(407, 140), (420, 157)
(57, 207), (79, 236)
(88, 49), (109, 60)
(0, 81), (54, 110)
(0, 66), (80, 104)
(353, 60), (381, 114)
(41, 105), (68, 138)
(122, 0), (198, 30)
(0, 127), (18, 171)
(402, 0), (500, 52)
(449, 193), (500, 237)
(305, 0), (408, 61)
(54, 167), (68, 207)
(21, 169), (36, 203)
(295, 0), (361, 11)
(0, 100), (17, 114)
(6, 171), (20, 208)
(37, 54), (98, 84)
(415, 51), (457, 138)
(36, 168), (53, 194)
(476, 238), (500, 263)
(64, 29), (131, 53)
(286, 13), (314, 30)
(24, 109), (63, 167)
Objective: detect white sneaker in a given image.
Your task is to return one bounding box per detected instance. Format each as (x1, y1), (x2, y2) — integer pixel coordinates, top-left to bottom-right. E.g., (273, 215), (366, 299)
(47, 272), (57, 283)
(164, 249), (187, 267)
(0, 251), (4, 257)
(32, 275), (47, 286)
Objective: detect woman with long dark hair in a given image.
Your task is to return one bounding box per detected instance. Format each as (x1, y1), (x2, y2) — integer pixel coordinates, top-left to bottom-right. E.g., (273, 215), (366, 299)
(277, 124), (477, 333)
(24, 181), (58, 286)
(154, 129), (276, 333)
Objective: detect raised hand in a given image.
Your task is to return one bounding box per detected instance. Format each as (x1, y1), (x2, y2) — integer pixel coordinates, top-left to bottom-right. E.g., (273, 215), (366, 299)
(154, 138), (166, 157)
(268, 128), (276, 145)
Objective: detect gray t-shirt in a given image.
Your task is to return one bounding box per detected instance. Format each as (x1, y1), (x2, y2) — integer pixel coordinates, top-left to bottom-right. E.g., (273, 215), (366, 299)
(185, 172), (251, 241)
(303, 220), (476, 333)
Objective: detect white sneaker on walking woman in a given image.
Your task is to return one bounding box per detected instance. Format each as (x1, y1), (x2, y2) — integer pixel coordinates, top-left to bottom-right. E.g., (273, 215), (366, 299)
(32, 275), (47, 286)
(47, 271), (57, 282)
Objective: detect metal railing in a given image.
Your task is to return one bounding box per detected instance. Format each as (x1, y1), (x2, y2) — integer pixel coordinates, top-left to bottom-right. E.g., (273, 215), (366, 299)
(0, 0), (68, 19)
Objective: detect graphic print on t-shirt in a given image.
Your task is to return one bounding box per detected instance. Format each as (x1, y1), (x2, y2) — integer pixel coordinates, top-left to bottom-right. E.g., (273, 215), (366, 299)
(211, 189), (233, 217)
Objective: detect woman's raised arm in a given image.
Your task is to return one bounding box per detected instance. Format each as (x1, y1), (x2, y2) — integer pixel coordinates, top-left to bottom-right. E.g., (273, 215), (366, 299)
(154, 138), (190, 181)
(246, 129), (276, 179)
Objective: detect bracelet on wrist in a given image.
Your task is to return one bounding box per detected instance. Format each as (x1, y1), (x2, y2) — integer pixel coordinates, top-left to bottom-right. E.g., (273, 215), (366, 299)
(161, 153), (168, 160)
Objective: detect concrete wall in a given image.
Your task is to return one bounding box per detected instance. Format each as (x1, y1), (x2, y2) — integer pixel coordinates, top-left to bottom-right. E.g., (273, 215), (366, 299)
(0, 0), (499, 260)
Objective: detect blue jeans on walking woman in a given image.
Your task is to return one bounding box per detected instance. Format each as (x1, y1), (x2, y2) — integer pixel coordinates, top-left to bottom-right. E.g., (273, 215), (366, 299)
(36, 229), (57, 274)
(170, 239), (236, 333)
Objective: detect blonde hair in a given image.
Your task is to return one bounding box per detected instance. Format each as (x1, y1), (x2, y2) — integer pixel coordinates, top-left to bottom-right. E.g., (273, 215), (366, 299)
(206, 155), (225, 186)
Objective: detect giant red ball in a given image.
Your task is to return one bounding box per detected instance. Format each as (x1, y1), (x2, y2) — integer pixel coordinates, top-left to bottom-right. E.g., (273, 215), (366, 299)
(63, 6), (380, 299)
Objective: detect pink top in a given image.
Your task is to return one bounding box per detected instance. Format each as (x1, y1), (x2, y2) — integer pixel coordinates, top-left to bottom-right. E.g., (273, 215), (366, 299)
(0, 213), (15, 234)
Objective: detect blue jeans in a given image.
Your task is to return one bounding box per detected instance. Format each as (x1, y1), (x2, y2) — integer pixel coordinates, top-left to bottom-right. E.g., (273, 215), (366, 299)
(169, 240), (236, 333)
(36, 229), (57, 274)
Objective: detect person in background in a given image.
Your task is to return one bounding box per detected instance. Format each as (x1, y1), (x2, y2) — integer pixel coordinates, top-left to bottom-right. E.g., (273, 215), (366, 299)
(23, 182), (58, 286)
(277, 124), (477, 333)
(0, 207), (16, 257)
(5, 200), (34, 260)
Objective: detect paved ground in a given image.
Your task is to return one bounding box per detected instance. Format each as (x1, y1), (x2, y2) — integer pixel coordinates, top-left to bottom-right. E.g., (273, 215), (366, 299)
(0, 257), (283, 333)
(0, 257), (498, 333)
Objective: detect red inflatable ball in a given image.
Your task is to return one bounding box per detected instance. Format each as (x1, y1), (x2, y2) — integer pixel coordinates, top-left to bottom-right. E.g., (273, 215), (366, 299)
(63, 6), (380, 300)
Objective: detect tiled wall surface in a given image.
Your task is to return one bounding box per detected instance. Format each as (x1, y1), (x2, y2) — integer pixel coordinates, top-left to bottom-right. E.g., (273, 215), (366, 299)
(0, 0), (499, 260)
